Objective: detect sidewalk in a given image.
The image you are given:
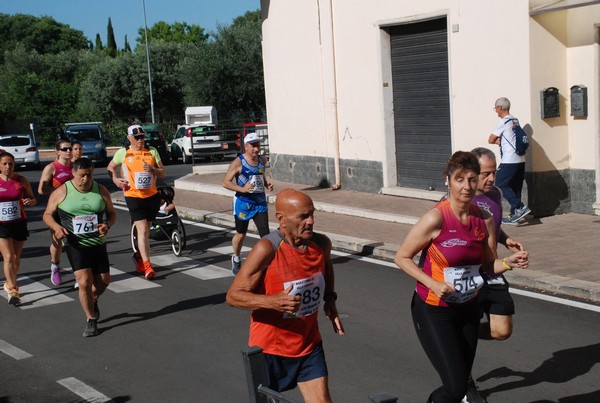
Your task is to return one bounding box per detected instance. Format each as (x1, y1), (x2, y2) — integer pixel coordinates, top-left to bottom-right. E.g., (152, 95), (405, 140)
(117, 166), (600, 304)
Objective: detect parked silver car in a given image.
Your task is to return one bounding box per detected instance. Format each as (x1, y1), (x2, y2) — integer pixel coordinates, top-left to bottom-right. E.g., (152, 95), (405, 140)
(0, 133), (40, 169)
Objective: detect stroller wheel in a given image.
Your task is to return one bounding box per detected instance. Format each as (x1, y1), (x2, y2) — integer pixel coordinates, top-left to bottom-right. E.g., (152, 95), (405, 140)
(171, 230), (183, 256)
(131, 222), (139, 253)
(177, 218), (187, 250)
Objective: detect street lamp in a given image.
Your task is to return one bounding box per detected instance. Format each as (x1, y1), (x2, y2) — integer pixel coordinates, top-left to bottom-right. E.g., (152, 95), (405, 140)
(142, 0), (155, 123)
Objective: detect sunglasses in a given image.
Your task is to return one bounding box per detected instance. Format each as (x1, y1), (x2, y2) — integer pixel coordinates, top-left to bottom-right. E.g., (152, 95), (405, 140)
(133, 134), (146, 140)
(59, 147), (73, 152)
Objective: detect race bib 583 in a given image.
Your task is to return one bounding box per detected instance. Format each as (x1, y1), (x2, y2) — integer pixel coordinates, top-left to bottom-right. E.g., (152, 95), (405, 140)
(283, 272), (325, 318)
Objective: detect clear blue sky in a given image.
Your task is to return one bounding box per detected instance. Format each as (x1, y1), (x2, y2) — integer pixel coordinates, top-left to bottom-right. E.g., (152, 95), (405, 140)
(1, 0), (260, 47)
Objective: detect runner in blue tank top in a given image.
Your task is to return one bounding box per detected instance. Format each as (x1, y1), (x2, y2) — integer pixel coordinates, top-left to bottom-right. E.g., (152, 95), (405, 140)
(222, 132), (273, 275)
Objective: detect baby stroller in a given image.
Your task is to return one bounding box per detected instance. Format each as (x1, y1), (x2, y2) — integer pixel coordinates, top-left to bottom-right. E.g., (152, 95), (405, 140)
(130, 186), (187, 257)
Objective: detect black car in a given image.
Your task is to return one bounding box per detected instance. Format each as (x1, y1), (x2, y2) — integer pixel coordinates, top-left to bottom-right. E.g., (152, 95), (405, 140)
(141, 124), (170, 164)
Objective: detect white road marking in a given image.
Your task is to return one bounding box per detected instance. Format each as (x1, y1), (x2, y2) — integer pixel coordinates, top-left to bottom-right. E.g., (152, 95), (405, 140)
(327, 249), (600, 313)
(510, 288), (600, 313)
(152, 255), (231, 280)
(206, 245), (251, 256)
(57, 377), (111, 402)
(108, 266), (161, 293)
(0, 339), (33, 360)
(16, 275), (74, 309)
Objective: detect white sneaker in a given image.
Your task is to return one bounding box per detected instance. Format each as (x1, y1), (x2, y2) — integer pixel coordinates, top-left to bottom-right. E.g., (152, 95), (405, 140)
(231, 256), (242, 276)
(50, 264), (62, 286)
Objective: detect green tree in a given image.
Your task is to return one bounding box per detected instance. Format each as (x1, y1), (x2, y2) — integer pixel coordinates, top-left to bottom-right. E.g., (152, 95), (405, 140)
(0, 45), (91, 130)
(179, 10), (265, 123)
(124, 35), (132, 53)
(135, 21), (208, 47)
(95, 33), (104, 51)
(77, 42), (188, 123)
(106, 17), (117, 57)
(0, 14), (88, 64)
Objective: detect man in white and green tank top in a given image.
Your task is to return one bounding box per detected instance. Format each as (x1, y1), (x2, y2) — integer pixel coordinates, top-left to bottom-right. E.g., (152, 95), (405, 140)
(43, 158), (117, 337)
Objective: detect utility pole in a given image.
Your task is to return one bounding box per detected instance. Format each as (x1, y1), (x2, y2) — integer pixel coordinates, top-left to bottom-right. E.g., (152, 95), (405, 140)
(142, 0), (155, 123)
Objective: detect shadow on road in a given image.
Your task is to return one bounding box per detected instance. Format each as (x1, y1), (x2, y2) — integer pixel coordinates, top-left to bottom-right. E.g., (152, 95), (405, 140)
(478, 342), (600, 400)
(98, 292), (227, 333)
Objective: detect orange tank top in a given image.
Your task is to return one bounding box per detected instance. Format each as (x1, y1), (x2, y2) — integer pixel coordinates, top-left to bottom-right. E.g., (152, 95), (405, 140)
(249, 231), (325, 357)
(121, 148), (158, 198)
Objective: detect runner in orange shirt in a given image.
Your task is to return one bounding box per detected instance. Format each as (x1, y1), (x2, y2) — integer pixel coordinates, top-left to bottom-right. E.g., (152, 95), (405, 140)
(227, 189), (344, 401)
(107, 125), (166, 279)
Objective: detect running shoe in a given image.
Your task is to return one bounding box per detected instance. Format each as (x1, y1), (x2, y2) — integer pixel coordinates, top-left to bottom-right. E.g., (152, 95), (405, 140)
(462, 378), (487, 403)
(83, 318), (98, 337)
(132, 252), (145, 273)
(7, 286), (20, 306)
(514, 205), (531, 220)
(231, 256), (241, 276)
(50, 264), (62, 285)
(143, 262), (156, 280)
(502, 205), (531, 225)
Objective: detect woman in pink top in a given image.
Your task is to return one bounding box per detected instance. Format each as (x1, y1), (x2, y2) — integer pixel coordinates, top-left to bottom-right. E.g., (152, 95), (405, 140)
(0, 152), (37, 305)
(38, 139), (73, 286)
(395, 151), (529, 403)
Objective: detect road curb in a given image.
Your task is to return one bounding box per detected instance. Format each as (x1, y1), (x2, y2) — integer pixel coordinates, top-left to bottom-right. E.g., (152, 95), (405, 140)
(174, 174), (419, 225)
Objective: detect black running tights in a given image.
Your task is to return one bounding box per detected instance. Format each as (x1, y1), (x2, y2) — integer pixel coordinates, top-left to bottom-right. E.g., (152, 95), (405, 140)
(411, 293), (480, 403)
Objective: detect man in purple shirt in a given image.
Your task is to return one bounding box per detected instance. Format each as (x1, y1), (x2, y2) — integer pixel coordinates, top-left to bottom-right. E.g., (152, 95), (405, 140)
(467, 147), (524, 402)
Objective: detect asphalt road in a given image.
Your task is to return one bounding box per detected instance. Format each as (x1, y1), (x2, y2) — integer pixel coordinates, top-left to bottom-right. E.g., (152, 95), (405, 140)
(1, 163), (599, 402)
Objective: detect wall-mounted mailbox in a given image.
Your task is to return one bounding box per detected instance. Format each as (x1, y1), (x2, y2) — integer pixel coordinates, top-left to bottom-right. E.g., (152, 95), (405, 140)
(540, 87), (560, 119)
(570, 85), (587, 117)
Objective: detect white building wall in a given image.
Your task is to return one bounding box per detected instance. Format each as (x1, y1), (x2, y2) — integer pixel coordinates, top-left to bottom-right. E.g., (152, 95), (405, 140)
(260, 0), (600, 214)
(260, 1), (328, 158)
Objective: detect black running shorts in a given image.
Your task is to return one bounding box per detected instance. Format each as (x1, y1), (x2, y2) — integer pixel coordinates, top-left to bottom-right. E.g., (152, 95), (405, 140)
(65, 244), (110, 274)
(0, 220), (29, 241)
(479, 285), (515, 316)
(125, 193), (161, 222)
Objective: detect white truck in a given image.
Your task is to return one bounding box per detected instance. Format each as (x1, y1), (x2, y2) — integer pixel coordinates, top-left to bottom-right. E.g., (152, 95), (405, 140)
(184, 106), (218, 126)
(170, 106), (236, 163)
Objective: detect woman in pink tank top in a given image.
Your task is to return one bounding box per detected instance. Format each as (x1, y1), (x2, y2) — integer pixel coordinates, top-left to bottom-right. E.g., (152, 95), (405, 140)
(395, 151), (529, 403)
(37, 139), (74, 286)
(0, 152), (37, 306)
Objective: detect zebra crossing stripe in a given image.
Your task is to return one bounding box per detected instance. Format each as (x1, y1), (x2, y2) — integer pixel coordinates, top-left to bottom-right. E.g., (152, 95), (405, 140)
(152, 255), (232, 280)
(206, 245), (251, 256)
(108, 266), (161, 293)
(4, 252), (239, 309)
(15, 275), (74, 310)
(57, 377), (111, 402)
(0, 339), (33, 360)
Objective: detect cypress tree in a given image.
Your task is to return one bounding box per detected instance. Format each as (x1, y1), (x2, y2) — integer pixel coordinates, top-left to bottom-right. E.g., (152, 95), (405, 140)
(124, 35), (132, 53)
(95, 33), (104, 51)
(107, 17), (117, 57)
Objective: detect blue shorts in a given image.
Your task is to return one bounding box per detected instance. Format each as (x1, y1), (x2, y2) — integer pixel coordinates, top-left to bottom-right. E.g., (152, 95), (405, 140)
(263, 341), (328, 392)
(233, 196), (268, 221)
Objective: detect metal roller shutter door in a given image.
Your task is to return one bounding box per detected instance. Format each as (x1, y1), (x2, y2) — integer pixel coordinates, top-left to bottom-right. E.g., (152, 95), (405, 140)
(389, 18), (451, 191)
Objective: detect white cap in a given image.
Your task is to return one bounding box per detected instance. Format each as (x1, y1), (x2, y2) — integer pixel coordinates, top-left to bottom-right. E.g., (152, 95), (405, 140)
(244, 132), (261, 144)
(127, 125), (145, 136)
